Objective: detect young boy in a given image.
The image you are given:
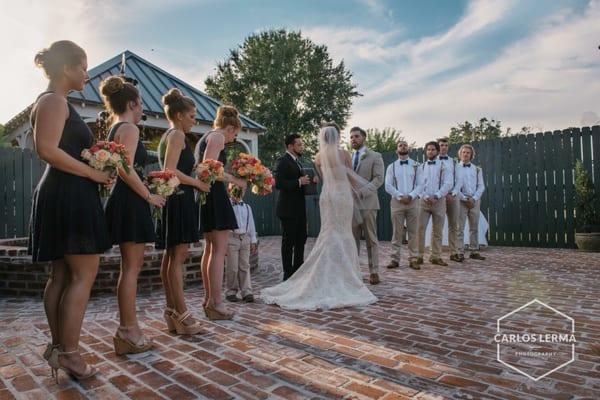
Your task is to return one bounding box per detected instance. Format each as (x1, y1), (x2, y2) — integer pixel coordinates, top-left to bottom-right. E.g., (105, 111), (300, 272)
(225, 190), (258, 302)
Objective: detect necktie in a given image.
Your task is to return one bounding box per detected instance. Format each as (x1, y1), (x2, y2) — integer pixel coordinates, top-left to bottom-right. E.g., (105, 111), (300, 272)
(353, 151), (360, 170)
(400, 160), (408, 165)
(463, 164), (471, 168)
(439, 156), (448, 160)
(427, 160), (436, 165)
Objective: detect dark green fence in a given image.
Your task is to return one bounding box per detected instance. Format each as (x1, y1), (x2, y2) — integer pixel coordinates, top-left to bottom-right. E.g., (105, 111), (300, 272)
(1, 126), (598, 247)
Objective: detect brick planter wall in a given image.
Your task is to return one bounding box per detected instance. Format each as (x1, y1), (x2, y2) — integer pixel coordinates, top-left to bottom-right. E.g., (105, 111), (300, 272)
(0, 238), (204, 297)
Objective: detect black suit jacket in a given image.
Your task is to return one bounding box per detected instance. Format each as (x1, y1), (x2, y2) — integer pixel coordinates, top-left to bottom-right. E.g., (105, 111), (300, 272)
(275, 153), (306, 220)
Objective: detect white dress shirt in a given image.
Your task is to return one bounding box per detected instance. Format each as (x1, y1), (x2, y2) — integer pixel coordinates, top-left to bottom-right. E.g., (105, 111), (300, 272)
(437, 154), (457, 194)
(417, 159), (453, 199)
(455, 161), (485, 201)
(231, 200), (258, 244)
(384, 158), (420, 200)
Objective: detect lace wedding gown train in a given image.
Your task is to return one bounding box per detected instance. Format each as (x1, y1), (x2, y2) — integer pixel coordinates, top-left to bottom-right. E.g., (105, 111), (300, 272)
(261, 127), (377, 311)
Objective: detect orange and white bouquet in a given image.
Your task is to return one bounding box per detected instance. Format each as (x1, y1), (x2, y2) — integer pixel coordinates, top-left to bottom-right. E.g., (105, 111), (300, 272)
(81, 140), (130, 197)
(146, 169), (181, 220)
(195, 159), (224, 204)
(229, 153), (274, 201)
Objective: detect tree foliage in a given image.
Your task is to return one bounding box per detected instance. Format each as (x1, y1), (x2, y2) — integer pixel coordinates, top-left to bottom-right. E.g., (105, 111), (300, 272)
(574, 160), (600, 231)
(448, 117), (532, 144)
(205, 29), (361, 165)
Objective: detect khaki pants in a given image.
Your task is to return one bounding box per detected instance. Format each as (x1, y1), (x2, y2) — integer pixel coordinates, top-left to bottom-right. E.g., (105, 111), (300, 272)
(458, 199), (481, 252)
(352, 209), (379, 274)
(418, 198), (446, 259)
(390, 198), (419, 262)
(226, 233), (252, 297)
(446, 195), (460, 255)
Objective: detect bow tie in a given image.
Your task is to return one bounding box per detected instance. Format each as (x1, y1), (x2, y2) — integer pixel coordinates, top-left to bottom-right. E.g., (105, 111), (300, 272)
(427, 160), (436, 165)
(463, 164), (471, 168)
(439, 156), (448, 160)
(233, 202), (244, 206)
(399, 160), (408, 165)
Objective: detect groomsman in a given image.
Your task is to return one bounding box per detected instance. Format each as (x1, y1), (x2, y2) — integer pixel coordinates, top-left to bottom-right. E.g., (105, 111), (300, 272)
(350, 127), (385, 284)
(417, 141), (453, 266)
(455, 144), (486, 261)
(384, 140), (421, 270)
(437, 137), (460, 262)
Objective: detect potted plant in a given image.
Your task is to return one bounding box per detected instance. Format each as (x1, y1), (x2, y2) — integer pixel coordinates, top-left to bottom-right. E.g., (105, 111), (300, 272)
(574, 160), (600, 251)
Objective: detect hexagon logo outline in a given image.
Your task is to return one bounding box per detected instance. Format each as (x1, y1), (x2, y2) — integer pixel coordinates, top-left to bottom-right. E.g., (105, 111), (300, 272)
(495, 298), (575, 381)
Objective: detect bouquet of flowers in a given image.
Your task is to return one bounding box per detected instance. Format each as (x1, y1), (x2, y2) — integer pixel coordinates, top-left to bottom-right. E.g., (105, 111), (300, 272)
(195, 159), (224, 204)
(229, 153), (274, 201)
(145, 169), (181, 220)
(81, 140), (130, 197)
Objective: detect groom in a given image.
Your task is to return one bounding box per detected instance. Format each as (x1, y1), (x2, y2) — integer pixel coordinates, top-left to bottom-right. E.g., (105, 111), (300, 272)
(275, 134), (311, 281)
(350, 127), (385, 285)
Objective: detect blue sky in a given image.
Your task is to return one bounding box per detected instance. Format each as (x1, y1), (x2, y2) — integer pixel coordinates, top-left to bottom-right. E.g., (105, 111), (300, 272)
(2, 0), (599, 143)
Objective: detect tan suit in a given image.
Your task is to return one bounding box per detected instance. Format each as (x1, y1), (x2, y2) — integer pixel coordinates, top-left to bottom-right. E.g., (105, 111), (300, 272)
(352, 148), (384, 274)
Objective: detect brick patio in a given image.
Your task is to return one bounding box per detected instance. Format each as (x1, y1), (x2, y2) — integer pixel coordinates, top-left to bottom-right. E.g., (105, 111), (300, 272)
(1, 237), (599, 400)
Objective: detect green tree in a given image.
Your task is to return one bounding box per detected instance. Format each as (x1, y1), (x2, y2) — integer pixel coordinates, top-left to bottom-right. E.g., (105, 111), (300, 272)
(0, 123), (10, 148)
(448, 118), (504, 144)
(574, 160), (600, 232)
(365, 127), (405, 153)
(205, 29), (361, 165)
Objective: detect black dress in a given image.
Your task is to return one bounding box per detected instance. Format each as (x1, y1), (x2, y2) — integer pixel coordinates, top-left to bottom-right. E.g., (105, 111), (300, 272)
(28, 92), (111, 262)
(197, 133), (238, 233)
(155, 130), (200, 249)
(104, 122), (155, 244)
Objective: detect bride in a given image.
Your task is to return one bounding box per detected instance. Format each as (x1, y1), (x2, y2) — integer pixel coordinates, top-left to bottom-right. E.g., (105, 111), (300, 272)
(261, 125), (378, 310)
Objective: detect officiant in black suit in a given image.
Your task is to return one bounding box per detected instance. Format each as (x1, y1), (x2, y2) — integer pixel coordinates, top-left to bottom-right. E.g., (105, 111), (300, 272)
(275, 134), (315, 281)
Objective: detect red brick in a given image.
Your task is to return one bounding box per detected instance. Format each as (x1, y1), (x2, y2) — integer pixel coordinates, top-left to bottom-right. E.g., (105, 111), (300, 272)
(55, 388), (87, 400)
(10, 374), (36, 392)
(108, 374), (141, 393)
(344, 381), (386, 399)
(239, 371), (277, 388)
(271, 385), (307, 400)
(205, 370), (239, 386)
(438, 375), (488, 391)
(159, 384), (197, 400)
(197, 383), (234, 399)
(213, 359), (247, 375)
(172, 371), (208, 391)
(137, 371), (171, 389)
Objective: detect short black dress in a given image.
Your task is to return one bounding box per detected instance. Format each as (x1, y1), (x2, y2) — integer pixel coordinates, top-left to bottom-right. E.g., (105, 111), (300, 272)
(155, 130), (200, 249)
(197, 133), (238, 233)
(104, 122), (156, 244)
(28, 92), (111, 262)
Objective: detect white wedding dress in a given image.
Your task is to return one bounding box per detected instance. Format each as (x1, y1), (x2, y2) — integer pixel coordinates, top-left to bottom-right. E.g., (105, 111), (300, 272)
(261, 127), (377, 311)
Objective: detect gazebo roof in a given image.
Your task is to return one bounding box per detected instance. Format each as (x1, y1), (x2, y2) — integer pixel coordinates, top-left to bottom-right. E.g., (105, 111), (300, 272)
(72, 50), (265, 132)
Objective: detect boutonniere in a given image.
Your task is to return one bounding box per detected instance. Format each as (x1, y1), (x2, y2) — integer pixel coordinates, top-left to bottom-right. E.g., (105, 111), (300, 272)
(360, 150), (368, 161)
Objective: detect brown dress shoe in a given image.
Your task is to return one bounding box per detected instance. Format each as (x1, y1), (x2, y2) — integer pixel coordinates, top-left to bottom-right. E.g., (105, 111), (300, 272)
(386, 260), (400, 269)
(408, 260), (421, 270)
(430, 258), (448, 266)
(469, 253), (486, 260)
(449, 254), (463, 262)
(369, 273), (380, 285)
(416, 257), (424, 265)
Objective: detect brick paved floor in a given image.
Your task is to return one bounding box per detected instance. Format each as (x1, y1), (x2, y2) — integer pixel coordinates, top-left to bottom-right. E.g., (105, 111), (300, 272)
(1, 237), (599, 399)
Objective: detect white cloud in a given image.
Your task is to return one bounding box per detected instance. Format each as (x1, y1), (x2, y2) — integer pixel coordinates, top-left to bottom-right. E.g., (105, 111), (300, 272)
(348, 0), (600, 143)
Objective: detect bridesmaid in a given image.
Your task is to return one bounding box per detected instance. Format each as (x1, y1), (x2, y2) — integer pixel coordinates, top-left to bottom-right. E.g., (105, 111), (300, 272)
(29, 41), (111, 381)
(198, 105), (247, 320)
(100, 76), (166, 354)
(157, 88), (209, 334)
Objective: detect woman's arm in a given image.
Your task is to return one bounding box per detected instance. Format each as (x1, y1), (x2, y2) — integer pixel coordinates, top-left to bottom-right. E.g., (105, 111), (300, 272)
(164, 130), (207, 190)
(203, 133), (247, 188)
(116, 123), (165, 206)
(34, 94), (110, 184)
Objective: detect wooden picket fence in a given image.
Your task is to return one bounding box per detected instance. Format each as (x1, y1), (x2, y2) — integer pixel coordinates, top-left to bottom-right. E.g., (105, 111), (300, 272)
(0, 126), (598, 248)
